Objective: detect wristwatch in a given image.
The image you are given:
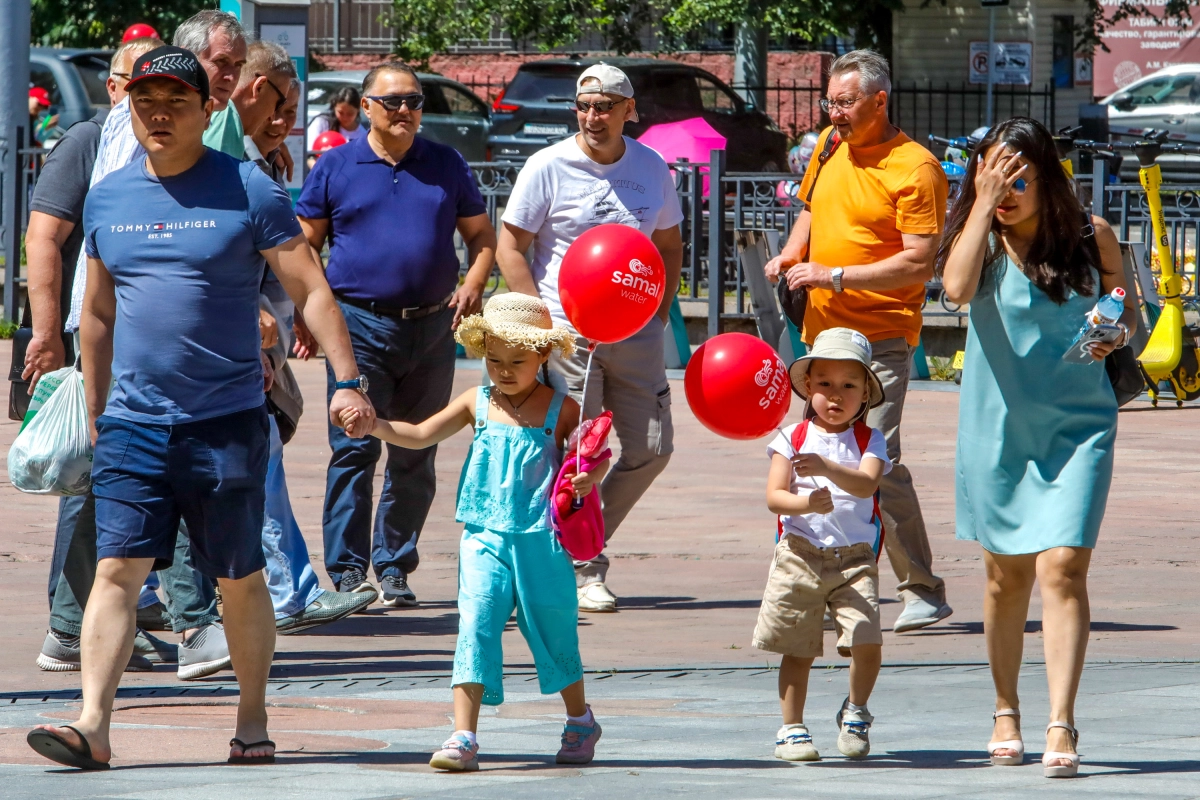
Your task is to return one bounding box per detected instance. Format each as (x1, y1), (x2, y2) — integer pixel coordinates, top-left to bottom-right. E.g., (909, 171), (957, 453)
(335, 375), (369, 395)
(831, 267), (845, 293)
(1115, 322), (1130, 349)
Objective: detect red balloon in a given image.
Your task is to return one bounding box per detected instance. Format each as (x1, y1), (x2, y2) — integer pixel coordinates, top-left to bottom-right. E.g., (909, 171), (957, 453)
(559, 224), (665, 343)
(684, 333), (791, 440)
(122, 23), (159, 42)
(313, 130), (348, 152)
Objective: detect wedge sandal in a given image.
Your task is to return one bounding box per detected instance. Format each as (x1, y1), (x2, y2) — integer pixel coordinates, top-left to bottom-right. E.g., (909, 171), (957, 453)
(987, 708), (1024, 766)
(1042, 721), (1080, 778)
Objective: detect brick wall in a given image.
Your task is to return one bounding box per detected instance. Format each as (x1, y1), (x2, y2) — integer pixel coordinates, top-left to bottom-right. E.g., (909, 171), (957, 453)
(315, 51), (833, 136)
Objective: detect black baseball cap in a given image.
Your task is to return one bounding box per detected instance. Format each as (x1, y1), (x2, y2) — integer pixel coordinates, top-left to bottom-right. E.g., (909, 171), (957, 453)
(125, 46), (210, 104)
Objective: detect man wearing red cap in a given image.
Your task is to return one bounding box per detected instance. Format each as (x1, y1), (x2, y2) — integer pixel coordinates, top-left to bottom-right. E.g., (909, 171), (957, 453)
(122, 23), (159, 42)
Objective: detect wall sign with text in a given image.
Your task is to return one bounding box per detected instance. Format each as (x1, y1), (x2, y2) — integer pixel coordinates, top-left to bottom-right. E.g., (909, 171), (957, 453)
(969, 41), (1034, 85)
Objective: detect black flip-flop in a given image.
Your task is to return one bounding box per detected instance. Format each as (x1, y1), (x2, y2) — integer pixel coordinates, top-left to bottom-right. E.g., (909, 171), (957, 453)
(228, 737), (276, 765)
(26, 725), (111, 770)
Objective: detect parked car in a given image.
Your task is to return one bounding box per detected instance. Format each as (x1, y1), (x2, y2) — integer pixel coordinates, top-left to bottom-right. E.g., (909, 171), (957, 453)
(1101, 64), (1200, 181)
(487, 57), (788, 171)
(306, 70), (490, 161)
(30, 47), (113, 138)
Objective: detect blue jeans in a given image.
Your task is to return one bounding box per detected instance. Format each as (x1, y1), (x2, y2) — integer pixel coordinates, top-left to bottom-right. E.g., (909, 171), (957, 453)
(322, 301), (456, 585)
(262, 414), (322, 618)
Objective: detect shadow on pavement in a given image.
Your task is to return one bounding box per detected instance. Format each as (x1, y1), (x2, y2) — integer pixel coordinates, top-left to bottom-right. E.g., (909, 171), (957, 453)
(269, 659), (455, 678)
(898, 621), (1178, 636)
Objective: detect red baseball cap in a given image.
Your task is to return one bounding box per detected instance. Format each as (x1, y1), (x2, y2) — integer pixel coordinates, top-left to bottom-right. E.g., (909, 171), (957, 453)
(29, 87), (51, 108)
(123, 23), (160, 42)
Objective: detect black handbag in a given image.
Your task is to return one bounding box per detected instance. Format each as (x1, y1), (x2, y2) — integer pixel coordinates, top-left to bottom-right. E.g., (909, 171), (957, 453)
(8, 309), (76, 421)
(778, 129), (840, 330)
(1107, 345), (1144, 406)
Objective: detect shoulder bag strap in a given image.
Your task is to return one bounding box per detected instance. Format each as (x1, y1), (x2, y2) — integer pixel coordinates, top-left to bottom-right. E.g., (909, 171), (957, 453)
(804, 128), (842, 205)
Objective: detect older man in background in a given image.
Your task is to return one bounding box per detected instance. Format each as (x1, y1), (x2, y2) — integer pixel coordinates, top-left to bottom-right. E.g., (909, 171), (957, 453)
(173, 9), (248, 155)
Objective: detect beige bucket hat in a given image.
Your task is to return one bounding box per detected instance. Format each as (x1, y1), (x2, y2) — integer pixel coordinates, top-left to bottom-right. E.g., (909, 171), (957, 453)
(455, 293), (576, 359)
(787, 327), (885, 418)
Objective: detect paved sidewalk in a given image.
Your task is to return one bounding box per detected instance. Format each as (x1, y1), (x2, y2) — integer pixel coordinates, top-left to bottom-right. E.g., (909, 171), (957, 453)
(0, 662), (1197, 797)
(2, 339), (1199, 794)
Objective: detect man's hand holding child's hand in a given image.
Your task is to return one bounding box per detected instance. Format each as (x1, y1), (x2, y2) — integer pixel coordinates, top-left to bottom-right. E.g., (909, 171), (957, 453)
(792, 453), (828, 478)
(339, 406), (371, 438)
(807, 487), (834, 514)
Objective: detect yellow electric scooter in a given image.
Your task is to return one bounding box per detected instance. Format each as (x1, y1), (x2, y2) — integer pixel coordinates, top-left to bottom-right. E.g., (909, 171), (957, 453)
(1076, 131), (1200, 406)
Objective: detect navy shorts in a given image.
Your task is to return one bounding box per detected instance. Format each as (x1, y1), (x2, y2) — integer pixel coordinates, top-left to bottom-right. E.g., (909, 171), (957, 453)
(92, 404), (270, 580)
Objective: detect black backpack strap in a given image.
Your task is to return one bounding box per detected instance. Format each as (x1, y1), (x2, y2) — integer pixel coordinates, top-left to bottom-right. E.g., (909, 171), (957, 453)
(804, 129), (841, 205)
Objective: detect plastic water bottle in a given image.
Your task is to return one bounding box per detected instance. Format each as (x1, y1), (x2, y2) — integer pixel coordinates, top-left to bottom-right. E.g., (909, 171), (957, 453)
(1088, 287), (1125, 327)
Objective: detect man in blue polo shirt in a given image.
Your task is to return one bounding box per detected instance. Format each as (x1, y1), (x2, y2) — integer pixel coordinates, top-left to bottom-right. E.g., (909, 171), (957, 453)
(297, 62), (496, 609)
(26, 46), (374, 771)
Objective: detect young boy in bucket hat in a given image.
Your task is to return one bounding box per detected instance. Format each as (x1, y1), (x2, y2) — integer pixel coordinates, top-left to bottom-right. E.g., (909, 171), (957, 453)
(755, 327), (891, 762)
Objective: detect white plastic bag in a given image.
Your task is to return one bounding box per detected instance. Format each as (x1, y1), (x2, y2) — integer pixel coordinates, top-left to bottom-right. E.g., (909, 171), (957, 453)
(18, 365), (74, 433)
(7, 368), (94, 495)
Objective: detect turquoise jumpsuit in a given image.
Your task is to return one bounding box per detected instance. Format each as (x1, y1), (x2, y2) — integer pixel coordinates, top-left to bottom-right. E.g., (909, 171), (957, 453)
(452, 386), (583, 704)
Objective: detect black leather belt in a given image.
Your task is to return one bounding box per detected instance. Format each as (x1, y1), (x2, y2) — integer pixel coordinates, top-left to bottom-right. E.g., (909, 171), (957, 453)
(336, 293), (452, 320)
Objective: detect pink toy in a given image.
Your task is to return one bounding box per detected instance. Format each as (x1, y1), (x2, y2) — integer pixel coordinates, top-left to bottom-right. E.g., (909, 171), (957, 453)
(550, 412), (613, 561)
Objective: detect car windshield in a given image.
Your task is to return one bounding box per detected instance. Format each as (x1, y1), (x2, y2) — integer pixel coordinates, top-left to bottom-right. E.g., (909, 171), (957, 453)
(1113, 74), (1200, 107)
(505, 68), (579, 102)
(70, 54), (113, 107)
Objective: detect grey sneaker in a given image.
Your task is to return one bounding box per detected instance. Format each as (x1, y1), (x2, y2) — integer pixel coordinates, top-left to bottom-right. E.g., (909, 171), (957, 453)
(277, 589), (375, 635)
(177, 622), (233, 681)
(380, 575), (418, 608)
(136, 600), (171, 631)
(36, 629), (152, 672)
(835, 697), (874, 759)
(133, 628), (178, 663)
(893, 595), (953, 633)
(774, 723), (820, 761)
(338, 568), (376, 595)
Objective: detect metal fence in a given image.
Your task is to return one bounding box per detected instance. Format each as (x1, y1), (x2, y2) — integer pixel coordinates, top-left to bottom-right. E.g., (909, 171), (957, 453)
(890, 82), (1057, 147)
(2, 143), (46, 322)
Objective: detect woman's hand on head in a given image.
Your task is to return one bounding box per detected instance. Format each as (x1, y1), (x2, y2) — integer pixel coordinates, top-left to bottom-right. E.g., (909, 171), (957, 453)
(974, 145), (1027, 213)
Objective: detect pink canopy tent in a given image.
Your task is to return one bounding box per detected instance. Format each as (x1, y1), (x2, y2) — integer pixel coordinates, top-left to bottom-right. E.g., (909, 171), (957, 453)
(636, 117), (727, 196)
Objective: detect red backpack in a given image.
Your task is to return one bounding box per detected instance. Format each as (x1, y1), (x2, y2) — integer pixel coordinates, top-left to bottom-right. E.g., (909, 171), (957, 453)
(775, 419), (885, 560)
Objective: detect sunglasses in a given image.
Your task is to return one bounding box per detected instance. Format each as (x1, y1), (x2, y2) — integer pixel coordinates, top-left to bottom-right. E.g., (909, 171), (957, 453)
(1011, 176), (1039, 194)
(575, 98), (625, 114)
(368, 93), (425, 112)
(257, 74), (291, 111)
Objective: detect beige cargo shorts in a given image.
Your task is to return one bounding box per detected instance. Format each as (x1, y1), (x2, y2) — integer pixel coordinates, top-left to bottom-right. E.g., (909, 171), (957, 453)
(752, 535), (882, 658)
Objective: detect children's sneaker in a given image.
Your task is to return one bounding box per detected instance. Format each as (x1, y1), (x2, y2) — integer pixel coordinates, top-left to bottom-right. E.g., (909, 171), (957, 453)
(835, 697), (874, 759)
(774, 723), (820, 761)
(429, 733), (479, 772)
(556, 713), (602, 764)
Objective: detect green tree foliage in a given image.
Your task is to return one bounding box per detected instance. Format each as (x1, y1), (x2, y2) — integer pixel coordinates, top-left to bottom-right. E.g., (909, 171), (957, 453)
(32, 0), (214, 49)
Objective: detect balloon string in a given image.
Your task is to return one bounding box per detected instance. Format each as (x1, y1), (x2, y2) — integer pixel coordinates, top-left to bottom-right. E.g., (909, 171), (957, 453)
(577, 344), (597, 481)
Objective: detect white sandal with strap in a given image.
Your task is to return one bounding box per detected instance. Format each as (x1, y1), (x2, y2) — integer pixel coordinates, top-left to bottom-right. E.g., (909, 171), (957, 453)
(1043, 721), (1080, 778)
(987, 708), (1024, 766)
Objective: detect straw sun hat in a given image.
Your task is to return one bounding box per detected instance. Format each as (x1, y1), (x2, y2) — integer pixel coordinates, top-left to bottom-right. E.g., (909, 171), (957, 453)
(455, 293), (576, 359)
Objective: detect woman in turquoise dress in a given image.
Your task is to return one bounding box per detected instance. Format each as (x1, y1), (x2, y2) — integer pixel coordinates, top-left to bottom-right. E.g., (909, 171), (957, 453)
(936, 118), (1135, 779)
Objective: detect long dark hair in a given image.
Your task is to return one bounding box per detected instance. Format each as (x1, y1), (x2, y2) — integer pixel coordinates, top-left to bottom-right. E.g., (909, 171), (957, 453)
(324, 86), (362, 130)
(934, 117), (1099, 304)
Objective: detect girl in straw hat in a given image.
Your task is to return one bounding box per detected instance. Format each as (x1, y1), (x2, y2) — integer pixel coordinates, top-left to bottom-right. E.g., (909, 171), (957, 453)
(341, 294), (609, 772)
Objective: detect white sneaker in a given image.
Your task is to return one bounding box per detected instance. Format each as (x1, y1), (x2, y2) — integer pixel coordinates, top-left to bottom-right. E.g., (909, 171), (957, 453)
(835, 697), (873, 759)
(577, 582), (617, 613)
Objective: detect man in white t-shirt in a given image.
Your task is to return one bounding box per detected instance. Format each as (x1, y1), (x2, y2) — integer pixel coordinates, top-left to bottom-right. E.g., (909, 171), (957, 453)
(497, 64), (684, 612)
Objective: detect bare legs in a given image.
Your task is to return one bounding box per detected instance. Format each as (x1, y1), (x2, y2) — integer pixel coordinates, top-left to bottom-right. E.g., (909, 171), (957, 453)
(453, 679), (588, 733)
(983, 547), (1092, 765)
(32, 558), (278, 764)
(218, 573), (278, 759)
(778, 645), (880, 724)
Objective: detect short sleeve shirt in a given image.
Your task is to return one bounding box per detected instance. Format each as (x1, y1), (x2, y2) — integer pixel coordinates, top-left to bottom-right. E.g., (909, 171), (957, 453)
(84, 149), (301, 424)
(502, 135), (685, 331)
(202, 104), (245, 158)
(797, 128), (948, 346)
(29, 117), (103, 319)
(295, 135), (487, 308)
(766, 422), (892, 549)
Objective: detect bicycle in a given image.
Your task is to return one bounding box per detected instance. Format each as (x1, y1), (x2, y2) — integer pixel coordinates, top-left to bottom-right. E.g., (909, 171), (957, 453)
(1075, 130), (1200, 406)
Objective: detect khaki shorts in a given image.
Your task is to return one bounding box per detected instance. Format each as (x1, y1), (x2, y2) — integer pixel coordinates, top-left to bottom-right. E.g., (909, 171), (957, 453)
(752, 536), (882, 658)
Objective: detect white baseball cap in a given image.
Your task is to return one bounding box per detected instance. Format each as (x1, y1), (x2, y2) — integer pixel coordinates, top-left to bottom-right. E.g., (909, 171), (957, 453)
(576, 64), (639, 122)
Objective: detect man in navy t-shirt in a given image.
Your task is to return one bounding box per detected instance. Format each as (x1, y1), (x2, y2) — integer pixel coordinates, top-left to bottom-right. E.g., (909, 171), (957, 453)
(26, 46), (375, 771)
(295, 62), (496, 609)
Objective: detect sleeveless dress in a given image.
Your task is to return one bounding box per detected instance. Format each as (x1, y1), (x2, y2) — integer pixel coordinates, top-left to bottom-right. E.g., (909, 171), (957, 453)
(956, 253), (1117, 554)
(451, 386), (582, 705)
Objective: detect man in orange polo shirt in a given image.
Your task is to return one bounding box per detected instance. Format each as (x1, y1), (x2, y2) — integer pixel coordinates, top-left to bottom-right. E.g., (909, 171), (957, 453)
(766, 49), (952, 633)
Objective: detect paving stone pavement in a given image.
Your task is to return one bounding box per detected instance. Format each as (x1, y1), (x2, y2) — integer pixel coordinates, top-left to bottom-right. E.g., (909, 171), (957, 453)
(0, 662), (1198, 797)
(2, 340), (1199, 795)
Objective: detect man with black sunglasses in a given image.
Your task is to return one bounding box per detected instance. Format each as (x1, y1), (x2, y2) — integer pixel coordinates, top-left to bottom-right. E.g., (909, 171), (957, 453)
(229, 41), (297, 152)
(296, 62), (497, 610)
